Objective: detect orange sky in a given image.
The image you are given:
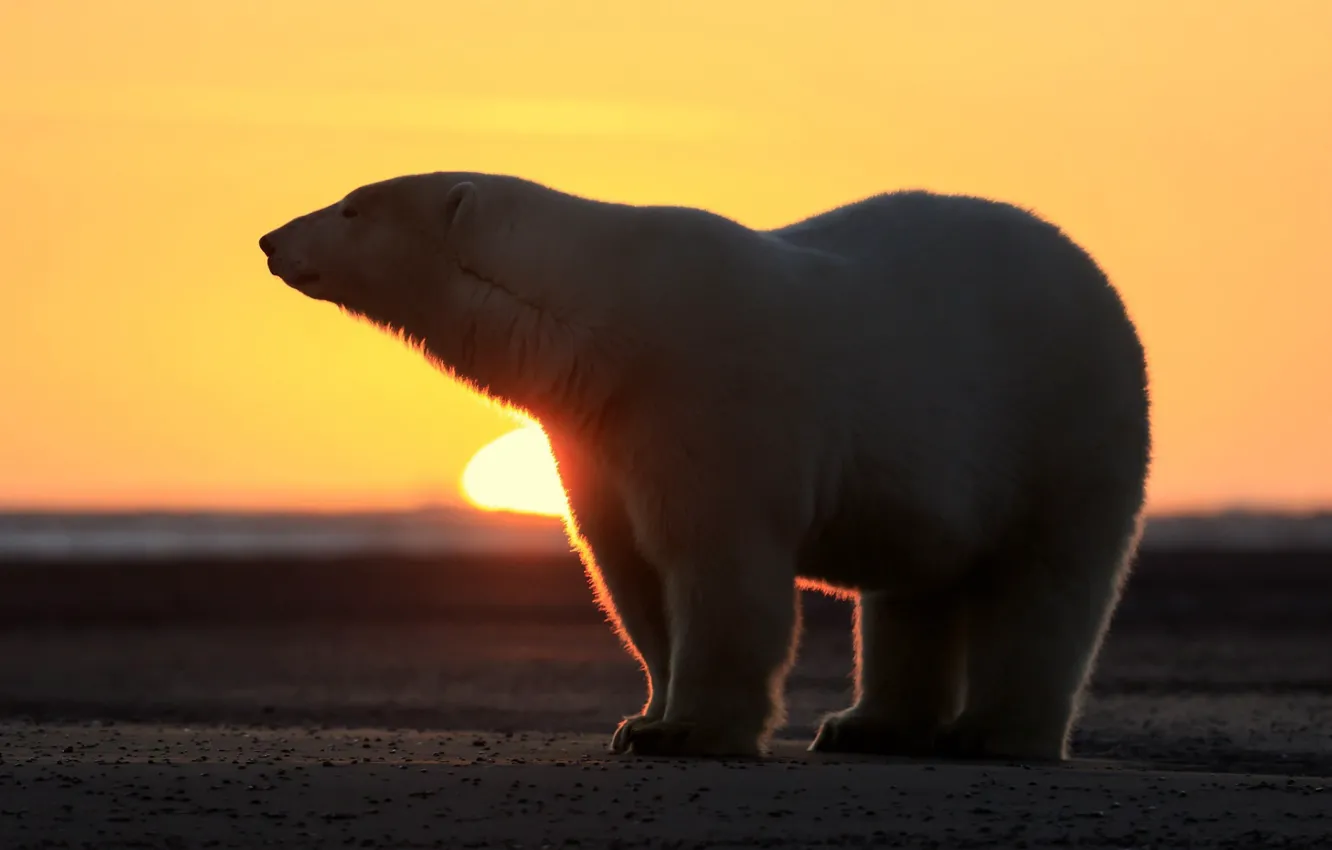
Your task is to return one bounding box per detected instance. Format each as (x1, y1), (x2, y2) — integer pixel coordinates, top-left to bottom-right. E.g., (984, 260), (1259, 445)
(1, 0), (1329, 514)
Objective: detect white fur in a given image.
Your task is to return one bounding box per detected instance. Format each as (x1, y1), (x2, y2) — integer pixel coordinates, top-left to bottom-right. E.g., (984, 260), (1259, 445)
(260, 173), (1151, 761)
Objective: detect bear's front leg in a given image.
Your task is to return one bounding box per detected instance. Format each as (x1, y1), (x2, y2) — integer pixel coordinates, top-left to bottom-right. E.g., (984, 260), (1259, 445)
(569, 528), (673, 756)
(548, 433), (674, 754)
(591, 546), (672, 754)
(617, 539), (800, 758)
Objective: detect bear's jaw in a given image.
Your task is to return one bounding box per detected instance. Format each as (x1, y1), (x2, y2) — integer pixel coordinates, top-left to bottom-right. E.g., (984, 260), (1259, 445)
(265, 249), (329, 299)
(284, 271), (327, 299)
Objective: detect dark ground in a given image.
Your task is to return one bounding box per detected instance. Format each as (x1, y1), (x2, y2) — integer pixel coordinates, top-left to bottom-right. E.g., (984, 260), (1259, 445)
(0, 549), (1329, 847)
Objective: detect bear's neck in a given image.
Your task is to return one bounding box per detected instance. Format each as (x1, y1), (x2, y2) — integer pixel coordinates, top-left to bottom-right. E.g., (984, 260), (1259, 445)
(418, 266), (624, 434)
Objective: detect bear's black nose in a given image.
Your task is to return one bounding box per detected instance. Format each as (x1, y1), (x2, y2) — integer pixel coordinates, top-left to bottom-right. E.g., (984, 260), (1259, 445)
(259, 232), (276, 257)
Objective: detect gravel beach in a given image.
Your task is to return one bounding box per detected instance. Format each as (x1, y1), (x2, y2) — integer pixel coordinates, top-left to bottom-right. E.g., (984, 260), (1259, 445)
(0, 548), (1328, 847)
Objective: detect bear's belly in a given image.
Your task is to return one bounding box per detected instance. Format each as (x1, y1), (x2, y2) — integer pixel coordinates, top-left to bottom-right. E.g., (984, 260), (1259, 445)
(795, 504), (977, 599)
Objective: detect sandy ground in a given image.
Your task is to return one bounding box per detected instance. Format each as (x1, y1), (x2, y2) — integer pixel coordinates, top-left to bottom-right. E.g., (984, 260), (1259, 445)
(0, 549), (1329, 847)
(3, 724), (1329, 849)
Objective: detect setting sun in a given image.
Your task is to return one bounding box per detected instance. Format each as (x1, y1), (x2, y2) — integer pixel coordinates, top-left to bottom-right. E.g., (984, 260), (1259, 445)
(460, 427), (568, 517)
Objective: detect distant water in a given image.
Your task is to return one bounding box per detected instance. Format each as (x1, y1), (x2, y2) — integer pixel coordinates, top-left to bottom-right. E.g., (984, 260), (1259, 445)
(0, 508), (1329, 563)
(0, 508), (572, 562)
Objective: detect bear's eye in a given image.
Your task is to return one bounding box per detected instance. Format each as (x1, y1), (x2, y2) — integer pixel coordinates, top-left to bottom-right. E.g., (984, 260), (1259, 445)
(341, 206), (359, 219)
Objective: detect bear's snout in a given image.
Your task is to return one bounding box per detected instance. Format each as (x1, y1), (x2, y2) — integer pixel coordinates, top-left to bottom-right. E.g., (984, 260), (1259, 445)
(258, 227), (323, 293)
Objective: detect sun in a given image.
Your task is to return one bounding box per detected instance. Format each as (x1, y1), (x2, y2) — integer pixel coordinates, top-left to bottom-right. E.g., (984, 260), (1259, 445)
(460, 426), (569, 517)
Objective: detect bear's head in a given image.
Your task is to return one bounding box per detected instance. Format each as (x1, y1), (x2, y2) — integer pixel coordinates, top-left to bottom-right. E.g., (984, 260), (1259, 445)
(258, 173), (476, 335)
(260, 172), (620, 422)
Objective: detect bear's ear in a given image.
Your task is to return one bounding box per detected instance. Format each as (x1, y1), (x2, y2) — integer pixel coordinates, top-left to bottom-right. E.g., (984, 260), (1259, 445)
(442, 181), (477, 259)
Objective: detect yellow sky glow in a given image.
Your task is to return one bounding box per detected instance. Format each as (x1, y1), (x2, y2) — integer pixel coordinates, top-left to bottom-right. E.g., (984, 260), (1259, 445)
(1, 0), (1329, 513)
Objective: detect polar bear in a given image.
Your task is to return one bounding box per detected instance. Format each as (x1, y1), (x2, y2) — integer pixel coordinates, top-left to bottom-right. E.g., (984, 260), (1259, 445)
(259, 172), (1150, 761)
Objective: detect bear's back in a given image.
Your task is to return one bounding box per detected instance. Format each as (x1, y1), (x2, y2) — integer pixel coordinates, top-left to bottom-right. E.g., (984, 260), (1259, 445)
(771, 191), (1103, 304)
(756, 191), (1149, 561)
(765, 190), (1138, 380)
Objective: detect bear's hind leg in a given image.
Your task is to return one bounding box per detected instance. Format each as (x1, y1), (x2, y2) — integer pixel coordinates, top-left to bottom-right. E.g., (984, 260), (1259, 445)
(810, 590), (966, 756)
(940, 516), (1140, 762)
(618, 538), (801, 758)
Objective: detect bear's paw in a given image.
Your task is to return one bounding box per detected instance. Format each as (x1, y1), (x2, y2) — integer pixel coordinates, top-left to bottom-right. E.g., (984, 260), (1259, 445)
(612, 718), (764, 759)
(809, 709), (939, 758)
(934, 715), (1068, 763)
